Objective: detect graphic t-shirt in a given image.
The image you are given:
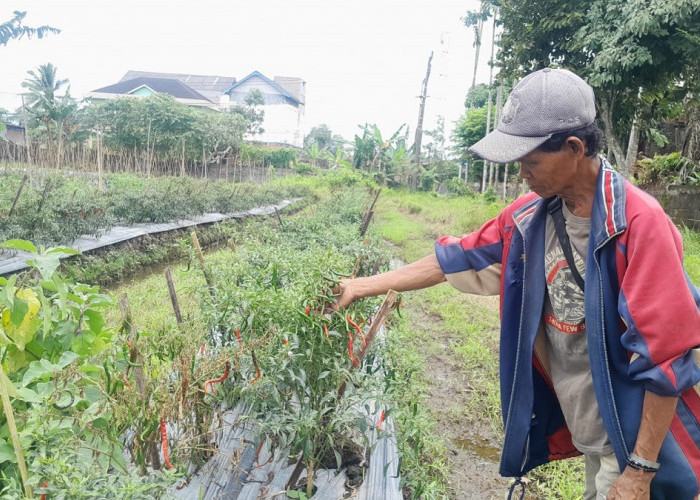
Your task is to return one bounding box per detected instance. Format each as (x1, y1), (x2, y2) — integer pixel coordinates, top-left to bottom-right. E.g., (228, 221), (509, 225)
(544, 201), (612, 455)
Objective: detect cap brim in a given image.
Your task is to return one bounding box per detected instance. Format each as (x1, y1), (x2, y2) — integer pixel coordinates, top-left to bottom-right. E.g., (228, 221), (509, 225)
(468, 129), (551, 164)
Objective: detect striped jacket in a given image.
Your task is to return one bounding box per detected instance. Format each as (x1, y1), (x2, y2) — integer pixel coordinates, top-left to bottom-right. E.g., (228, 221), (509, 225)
(435, 158), (700, 498)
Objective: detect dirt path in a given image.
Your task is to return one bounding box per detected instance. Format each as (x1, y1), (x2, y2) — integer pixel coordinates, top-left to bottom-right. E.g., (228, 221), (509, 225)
(410, 295), (515, 500)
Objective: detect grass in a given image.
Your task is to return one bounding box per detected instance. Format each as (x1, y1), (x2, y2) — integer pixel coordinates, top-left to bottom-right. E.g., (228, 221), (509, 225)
(93, 181), (700, 500)
(372, 188), (590, 499)
(384, 313), (452, 499)
(682, 226), (700, 283)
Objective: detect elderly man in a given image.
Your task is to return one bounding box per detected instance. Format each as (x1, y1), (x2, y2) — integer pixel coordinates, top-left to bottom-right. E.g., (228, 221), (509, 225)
(336, 68), (700, 499)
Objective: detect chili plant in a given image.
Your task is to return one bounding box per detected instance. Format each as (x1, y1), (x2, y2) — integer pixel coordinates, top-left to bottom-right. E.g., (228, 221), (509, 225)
(0, 239), (175, 498)
(197, 188), (396, 495)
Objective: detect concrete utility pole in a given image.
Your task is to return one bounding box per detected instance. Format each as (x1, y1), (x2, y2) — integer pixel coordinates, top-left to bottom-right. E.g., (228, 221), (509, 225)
(413, 51), (433, 165)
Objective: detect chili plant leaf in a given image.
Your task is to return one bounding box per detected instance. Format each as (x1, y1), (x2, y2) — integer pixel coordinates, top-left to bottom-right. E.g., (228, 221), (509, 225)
(0, 442), (17, 464)
(28, 253), (62, 280)
(7, 297), (29, 327)
(14, 387), (41, 403)
(0, 368), (18, 398)
(84, 309), (104, 335)
(0, 239), (37, 253)
(22, 359), (57, 386)
(45, 246), (80, 256)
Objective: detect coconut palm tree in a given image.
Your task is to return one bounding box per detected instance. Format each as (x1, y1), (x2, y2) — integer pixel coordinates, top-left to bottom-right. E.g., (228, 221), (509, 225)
(21, 63), (77, 165)
(0, 11), (59, 46)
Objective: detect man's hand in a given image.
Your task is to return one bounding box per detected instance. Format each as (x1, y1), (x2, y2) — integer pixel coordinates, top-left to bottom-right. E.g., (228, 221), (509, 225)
(606, 467), (653, 500)
(327, 254), (446, 312)
(333, 279), (358, 310)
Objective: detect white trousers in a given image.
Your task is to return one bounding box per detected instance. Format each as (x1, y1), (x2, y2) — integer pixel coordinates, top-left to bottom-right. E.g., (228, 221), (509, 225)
(583, 453), (621, 500)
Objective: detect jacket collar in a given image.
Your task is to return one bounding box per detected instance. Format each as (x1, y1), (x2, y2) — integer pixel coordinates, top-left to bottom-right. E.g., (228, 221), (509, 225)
(591, 156), (627, 245)
(511, 156), (627, 245)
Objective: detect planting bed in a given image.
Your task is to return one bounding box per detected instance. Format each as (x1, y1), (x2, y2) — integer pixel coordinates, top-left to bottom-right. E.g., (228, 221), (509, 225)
(0, 184), (406, 499)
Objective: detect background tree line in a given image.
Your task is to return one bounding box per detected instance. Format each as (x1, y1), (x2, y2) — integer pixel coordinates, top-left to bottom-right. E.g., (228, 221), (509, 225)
(453, 0), (700, 189)
(0, 62), (281, 176)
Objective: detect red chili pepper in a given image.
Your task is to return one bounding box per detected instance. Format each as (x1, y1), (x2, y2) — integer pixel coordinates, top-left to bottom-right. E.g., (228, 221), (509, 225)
(249, 351), (261, 384)
(324, 324), (329, 338)
(305, 304), (310, 315)
(40, 481), (47, 500)
(347, 315), (366, 348)
(347, 331), (359, 367)
(377, 410), (386, 431)
(283, 339), (288, 345)
(204, 361), (231, 395)
(200, 342), (208, 356)
(235, 328), (243, 348)
(160, 418), (174, 469)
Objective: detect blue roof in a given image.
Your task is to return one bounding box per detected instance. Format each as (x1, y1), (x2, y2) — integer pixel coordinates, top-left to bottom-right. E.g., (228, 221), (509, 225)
(224, 71), (301, 105)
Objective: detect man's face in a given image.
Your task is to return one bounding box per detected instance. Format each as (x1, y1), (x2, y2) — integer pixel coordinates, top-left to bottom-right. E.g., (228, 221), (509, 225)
(517, 143), (578, 198)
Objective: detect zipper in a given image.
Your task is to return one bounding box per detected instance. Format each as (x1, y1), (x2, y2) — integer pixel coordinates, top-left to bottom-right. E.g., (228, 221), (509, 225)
(503, 214), (530, 473)
(594, 235), (628, 458)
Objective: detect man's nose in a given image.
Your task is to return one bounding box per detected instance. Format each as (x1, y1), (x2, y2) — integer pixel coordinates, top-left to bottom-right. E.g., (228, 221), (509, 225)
(518, 165), (529, 179)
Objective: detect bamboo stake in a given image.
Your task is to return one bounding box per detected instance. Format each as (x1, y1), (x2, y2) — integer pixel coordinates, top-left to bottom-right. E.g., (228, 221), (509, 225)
(359, 210), (374, 237)
(338, 290), (398, 400)
(190, 231), (214, 291)
(0, 365), (32, 498)
(355, 290), (398, 362)
(8, 174), (28, 218)
(119, 294), (146, 402)
(165, 268), (183, 325)
(274, 208), (284, 229)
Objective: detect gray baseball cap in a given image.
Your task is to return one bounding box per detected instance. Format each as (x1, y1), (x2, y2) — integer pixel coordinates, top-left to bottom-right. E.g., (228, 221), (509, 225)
(469, 68), (596, 164)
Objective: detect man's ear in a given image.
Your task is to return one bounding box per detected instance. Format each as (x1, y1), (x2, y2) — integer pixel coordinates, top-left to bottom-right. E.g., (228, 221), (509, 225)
(565, 137), (586, 157)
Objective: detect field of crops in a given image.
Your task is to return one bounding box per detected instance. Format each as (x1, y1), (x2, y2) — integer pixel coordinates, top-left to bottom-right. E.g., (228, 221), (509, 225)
(0, 168), (310, 246)
(0, 170), (415, 499)
(1, 165), (700, 499)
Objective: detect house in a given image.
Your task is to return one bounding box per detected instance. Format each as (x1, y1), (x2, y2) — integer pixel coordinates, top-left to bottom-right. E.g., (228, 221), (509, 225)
(0, 123), (26, 146)
(88, 70), (306, 147)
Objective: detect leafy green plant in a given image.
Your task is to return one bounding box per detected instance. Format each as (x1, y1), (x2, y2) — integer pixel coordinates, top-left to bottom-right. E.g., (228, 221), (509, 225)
(0, 240), (128, 497)
(636, 153), (700, 186)
(195, 188), (395, 497)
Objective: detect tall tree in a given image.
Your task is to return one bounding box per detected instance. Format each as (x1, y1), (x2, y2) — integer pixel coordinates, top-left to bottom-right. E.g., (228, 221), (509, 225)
(413, 51), (433, 164)
(493, 0), (700, 176)
(21, 63), (77, 165)
(0, 11), (59, 46)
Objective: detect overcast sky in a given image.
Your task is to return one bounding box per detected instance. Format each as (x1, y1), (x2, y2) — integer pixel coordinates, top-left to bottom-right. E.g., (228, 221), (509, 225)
(1, 1), (495, 143)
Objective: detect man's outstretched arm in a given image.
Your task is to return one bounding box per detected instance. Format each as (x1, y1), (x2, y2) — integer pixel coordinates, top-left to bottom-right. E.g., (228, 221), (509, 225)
(336, 254), (446, 309)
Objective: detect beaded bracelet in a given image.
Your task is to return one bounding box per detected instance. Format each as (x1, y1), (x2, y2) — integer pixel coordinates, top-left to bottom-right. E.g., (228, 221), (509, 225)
(626, 452), (660, 473)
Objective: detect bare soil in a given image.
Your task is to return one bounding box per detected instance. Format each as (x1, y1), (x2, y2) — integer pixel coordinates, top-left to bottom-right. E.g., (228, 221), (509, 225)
(412, 296), (515, 500)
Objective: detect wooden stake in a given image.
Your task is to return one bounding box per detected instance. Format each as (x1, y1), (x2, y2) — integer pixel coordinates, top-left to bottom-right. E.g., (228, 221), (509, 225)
(8, 174), (28, 218)
(350, 255), (364, 279)
(165, 267), (183, 325)
(274, 207), (284, 229)
(359, 189), (381, 237)
(359, 210), (374, 237)
(355, 290), (398, 363)
(368, 187), (382, 213)
(37, 179), (51, 214)
(191, 231), (214, 291)
(119, 294), (146, 402)
(338, 290), (399, 399)
(0, 364), (31, 498)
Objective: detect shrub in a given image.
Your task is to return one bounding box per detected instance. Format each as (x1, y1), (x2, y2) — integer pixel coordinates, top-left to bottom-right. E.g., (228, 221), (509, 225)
(635, 153), (700, 186)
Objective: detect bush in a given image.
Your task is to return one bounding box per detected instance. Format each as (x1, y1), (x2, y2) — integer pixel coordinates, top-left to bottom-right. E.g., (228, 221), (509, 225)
(635, 153), (700, 186)
(445, 178), (476, 197)
(292, 162), (316, 174)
